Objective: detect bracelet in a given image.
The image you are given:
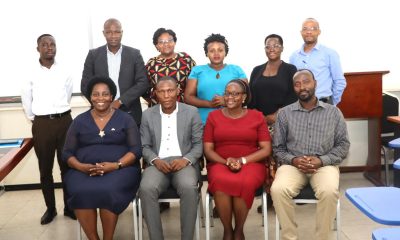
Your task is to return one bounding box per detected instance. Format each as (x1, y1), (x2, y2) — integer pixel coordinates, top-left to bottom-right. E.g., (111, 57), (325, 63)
(241, 157), (247, 165)
(117, 161), (123, 170)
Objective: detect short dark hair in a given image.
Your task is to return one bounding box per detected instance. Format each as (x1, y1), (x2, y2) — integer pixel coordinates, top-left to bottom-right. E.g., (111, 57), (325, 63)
(37, 34), (54, 45)
(85, 76), (117, 102)
(152, 28), (177, 46)
(203, 33), (229, 56)
(264, 34), (283, 45)
(155, 76), (178, 89)
(294, 69), (316, 81)
(226, 79), (251, 106)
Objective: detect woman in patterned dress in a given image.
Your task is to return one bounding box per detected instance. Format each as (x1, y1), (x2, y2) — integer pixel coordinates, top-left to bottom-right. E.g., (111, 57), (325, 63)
(144, 28), (196, 107)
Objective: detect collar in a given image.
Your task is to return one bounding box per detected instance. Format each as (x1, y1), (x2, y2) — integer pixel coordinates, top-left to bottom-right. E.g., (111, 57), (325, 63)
(106, 45), (123, 55)
(159, 102), (179, 116)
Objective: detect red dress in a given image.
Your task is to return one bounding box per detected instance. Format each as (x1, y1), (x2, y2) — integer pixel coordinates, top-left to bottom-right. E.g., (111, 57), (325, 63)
(203, 109), (270, 208)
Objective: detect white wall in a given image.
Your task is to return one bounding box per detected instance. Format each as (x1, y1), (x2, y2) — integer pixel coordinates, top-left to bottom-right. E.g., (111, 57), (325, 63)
(0, 0), (399, 97)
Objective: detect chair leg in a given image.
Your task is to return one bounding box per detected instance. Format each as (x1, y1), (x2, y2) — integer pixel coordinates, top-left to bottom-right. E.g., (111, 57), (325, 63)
(336, 199), (341, 240)
(205, 193), (211, 240)
(275, 213), (280, 240)
(262, 191), (269, 240)
(132, 199), (138, 240)
(138, 198), (142, 240)
(77, 220), (82, 240)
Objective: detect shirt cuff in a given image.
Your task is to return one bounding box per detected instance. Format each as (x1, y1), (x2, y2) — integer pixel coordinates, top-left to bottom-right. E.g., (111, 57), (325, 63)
(183, 157), (192, 165)
(150, 157), (160, 165)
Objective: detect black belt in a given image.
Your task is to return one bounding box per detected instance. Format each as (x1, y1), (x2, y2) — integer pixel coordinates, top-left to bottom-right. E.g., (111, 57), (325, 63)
(35, 110), (71, 119)
(319, 96), (331, 103)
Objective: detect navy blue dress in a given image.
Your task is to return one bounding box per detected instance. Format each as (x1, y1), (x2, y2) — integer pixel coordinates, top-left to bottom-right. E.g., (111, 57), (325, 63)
(62, 109), (141, 214)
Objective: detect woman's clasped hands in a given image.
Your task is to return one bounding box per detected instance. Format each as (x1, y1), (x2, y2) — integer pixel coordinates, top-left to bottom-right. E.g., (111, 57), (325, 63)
(79, 162), (118, 176)
(226, 157), (242, 172)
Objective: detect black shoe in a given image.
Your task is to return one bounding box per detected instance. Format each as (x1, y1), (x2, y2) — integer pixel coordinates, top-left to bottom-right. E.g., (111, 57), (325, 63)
(159, 202), (170, 213)
(40, 208), (57, 225)
(64, 208), (77, 220)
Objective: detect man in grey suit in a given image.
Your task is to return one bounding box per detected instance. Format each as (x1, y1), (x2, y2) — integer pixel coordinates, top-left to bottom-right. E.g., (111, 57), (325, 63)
(139, 76), (203, 240)
(81, 18), (149, 125)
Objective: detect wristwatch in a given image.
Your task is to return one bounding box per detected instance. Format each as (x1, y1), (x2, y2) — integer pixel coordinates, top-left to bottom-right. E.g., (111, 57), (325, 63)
(241, 157), (247, 165)
(117, 161), (123, 170)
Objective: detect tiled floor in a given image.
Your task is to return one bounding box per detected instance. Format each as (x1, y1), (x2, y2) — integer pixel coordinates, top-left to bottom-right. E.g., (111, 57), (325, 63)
(0, 172), (396, 240)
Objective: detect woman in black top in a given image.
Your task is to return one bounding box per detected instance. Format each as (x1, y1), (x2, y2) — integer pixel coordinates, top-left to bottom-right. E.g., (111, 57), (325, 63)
(248, 34), (297, 128)
(248, 34), (297, 212)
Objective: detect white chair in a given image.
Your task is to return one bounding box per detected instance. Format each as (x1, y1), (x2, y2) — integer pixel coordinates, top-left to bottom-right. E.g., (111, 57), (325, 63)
(77, 198), (141, 240)
(134, 185), (202, 240)
(205, 187), (269, 240)
(275, 184), (340, 240)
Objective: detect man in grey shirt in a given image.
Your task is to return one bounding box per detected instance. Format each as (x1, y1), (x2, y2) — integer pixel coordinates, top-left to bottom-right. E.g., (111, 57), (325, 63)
(271, 69), (350, 240)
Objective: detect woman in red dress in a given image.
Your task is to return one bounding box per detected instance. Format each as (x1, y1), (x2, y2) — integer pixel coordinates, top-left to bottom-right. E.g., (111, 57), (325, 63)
(203, 79), (271, 240)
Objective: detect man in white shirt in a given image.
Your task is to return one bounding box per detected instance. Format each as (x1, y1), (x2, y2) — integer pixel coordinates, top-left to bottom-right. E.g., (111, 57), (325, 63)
(139, 76), (203, 240)
(21, 34), (75, 224)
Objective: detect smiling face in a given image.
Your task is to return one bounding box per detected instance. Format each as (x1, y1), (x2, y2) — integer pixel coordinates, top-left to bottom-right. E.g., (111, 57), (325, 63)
(265, 37), (283, 61)
(206, 42), (226, 65)
(156, 32), (176, 58)
(37, 36), (56, 61)
(224, 82), (246, 110)
(90, 83), (113, 112)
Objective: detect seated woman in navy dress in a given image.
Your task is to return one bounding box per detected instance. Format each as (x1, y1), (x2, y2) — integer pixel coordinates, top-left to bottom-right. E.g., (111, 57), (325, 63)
(62, 76), (141, 240)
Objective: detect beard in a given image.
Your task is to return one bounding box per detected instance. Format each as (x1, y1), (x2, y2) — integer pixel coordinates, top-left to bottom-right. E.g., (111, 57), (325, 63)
(298, 89), (315, 102)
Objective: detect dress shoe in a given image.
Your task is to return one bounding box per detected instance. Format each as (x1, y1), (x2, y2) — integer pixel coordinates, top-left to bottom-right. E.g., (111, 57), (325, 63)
(40, 208), (57, 225)
(64, 208), (77, 220)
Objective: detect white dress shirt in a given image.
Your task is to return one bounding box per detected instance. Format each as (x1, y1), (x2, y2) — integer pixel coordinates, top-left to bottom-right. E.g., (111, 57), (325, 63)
(107, 46), (122, 99)
(21, 61), (73, 120)
(158, 104), (183, 159)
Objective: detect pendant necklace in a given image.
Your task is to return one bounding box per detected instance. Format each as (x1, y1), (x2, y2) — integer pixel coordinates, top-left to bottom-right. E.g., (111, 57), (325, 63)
(216, 72), (220, 79)
(92, 108), (113, 138)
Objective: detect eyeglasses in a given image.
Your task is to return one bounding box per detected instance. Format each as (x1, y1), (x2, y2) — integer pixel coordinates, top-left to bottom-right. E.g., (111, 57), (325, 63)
(158, 38), (174, 45)
(301, 26), (319, 32)
(224, 92), (243, 98)
(264, 44), (282, 50)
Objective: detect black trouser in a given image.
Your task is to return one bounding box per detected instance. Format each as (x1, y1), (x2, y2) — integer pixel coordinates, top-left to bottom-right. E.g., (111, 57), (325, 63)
(32, 113), (72, 210)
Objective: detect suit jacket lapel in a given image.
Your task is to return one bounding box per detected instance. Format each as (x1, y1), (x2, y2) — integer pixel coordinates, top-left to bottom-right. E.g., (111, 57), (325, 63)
(177, 103), (186, 151)
(100, 46), (109, 76)
(152, 105), (162, 153)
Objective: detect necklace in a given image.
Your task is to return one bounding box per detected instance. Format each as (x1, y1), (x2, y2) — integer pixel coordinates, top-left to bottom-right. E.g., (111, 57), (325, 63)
(93, 108), (113, 121)
(216, 72), (220, 79)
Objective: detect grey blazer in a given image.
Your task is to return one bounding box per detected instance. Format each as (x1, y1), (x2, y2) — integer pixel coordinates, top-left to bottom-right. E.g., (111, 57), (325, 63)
(140, 102), (203, 169)
(81, 44), (149, 124)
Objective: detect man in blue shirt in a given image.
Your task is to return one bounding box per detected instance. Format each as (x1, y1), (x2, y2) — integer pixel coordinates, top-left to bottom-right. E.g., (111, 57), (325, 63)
(290, 18), (346, 105)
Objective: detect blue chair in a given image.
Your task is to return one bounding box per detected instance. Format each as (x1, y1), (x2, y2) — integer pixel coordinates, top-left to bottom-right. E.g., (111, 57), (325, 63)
(372, 227), (400, 240)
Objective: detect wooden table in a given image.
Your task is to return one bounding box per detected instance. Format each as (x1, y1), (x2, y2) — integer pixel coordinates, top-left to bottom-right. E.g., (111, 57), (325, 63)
(0, 138), (33, 182)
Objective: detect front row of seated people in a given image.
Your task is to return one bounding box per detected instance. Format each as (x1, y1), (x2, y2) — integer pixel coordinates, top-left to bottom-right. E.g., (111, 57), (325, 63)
(62, 70), (349, 240)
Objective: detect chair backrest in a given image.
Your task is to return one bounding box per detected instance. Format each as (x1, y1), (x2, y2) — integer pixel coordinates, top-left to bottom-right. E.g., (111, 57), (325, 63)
(382, 93), (399, 145)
